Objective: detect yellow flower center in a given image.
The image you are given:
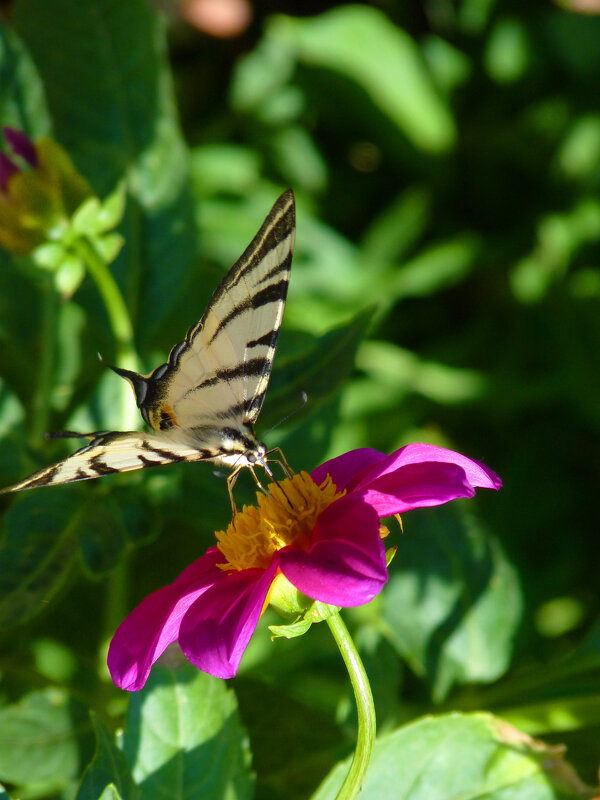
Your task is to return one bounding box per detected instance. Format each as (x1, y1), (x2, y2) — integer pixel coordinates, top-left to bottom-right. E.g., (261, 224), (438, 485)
(215, 471), (345, 572)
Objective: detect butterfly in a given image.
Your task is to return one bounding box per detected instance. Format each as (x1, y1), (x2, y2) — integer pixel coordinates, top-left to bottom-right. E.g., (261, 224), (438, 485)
(1, 190), (295, 508)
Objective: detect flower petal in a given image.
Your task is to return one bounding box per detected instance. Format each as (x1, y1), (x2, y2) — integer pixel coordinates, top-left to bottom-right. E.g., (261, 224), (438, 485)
(179, 560), (279, 679)
(352, 443), (501, 493)
(357, 460), (486, 515)
(279, 496), (388, 606)
(327, 443), (501, 517)
(311, 448), (387, 491)
(107, 548), (224, 691)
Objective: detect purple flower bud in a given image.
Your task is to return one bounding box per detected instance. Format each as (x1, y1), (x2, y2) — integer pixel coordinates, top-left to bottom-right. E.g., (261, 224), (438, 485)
(0, 152), (19, 192)
(3, 127), (38, 167)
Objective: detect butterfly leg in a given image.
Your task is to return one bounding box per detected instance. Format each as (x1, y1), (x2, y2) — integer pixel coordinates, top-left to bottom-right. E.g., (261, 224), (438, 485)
(256, 461), (299, 512)
(265, 446), (294, 479)
(227, 468), (242, 515)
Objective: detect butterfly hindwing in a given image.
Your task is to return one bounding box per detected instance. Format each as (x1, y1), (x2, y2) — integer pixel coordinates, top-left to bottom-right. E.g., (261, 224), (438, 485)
(0, 431), (208, 494)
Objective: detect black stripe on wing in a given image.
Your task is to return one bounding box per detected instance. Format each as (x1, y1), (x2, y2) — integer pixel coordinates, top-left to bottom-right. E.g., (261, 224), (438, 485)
(208, 273), (291, 345)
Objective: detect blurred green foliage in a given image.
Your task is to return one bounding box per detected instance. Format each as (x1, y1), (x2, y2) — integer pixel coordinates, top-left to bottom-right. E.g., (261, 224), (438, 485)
(1, 1), (599, 798)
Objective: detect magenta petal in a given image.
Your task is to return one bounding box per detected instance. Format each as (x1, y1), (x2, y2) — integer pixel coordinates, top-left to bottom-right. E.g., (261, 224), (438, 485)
(179, 560), (279, 680)
(350, 443), (502, 495)
(311, 448), (387, 492)
(280, 497), (388, 607)
(107, 549), (225, 691)
(3, 127), (37, 166)
(353, 460), (485, 516)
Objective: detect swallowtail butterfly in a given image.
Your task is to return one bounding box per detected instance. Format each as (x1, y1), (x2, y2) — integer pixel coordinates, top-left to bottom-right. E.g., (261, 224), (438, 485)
(1, 190), (295, 506)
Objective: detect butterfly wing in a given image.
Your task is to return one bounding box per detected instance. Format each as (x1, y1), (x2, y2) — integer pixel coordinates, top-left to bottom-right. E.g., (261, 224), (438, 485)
(1, 191), (295, 496)
(118, 190), (295, 434)
(0, 431), (206, 494)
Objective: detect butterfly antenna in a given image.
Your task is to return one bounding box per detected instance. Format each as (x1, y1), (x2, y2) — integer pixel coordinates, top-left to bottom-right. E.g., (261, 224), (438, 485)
(263, 391), (308, 437)
(45, 430), (104, 441)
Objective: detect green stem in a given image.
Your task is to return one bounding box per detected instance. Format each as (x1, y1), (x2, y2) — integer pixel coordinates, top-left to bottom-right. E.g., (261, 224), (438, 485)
(73, 237), (137, 371)
(73, 237), (138, 428)
(29, 275), (57, 446)
(326, 612), (376, 800)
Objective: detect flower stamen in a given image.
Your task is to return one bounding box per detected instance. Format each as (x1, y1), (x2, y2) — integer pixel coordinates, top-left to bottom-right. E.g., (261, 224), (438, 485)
(215, 471), (345, 572)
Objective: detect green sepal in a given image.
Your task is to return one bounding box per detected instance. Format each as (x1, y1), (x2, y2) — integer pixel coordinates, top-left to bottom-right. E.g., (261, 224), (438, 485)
(71, 182), (126, 236)
(306, 600), (341, 623)
(92, 231), (124, 264)
(269, 600), (340, 640)
(31, 240), (86, 298)
(269, 618), (313, 640)
(31, 240), (68, 270)
(54, 256), (85, 298)
(268, 573), (314, 619)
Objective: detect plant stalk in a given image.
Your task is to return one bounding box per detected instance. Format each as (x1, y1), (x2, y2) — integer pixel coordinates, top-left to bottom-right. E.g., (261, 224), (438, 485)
(326, 611), (376, 800)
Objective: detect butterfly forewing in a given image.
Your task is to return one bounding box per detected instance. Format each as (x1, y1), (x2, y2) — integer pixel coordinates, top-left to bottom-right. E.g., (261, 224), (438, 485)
(0, 190), (295, 495)
(139, 190), (295, 432)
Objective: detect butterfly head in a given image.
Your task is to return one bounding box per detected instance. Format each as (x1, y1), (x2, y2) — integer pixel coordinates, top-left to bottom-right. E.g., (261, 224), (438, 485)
(111, 366), (148, 408)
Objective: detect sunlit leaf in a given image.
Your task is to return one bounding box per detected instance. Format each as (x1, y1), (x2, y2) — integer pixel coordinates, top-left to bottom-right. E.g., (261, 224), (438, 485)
(382, 503), (522, 701)
(269, 6), (456, 153)
(312, 712), (592, 800)
(121, 663), (253, 800)
(0, 689), (93, 796)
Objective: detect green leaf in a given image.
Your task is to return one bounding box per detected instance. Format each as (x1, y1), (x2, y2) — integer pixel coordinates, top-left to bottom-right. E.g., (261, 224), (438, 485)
(385, 234), (480, 300)
(270, 6), (456, 153)
(0, 267), (45, 407)
(260, 308), (373, 431)
(382, 503), (522, 701)
(0, 490), (83, 628)
(269, 125), (327, 193)
(75, 496), (127, 578)
(189, 145), (262, 198)
(0, 688), (93, 796)
(13, 0), (197, 346)
(77, 713), (137, 800)
(312, 712), (592, 800)
(76, 491), (160, 577)
(121, 663), (253, 800)
(360, 187), (431, 267)
(0, 22), (50, 136)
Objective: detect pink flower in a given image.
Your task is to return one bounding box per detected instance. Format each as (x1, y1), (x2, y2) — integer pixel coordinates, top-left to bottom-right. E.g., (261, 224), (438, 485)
(108, 444), (501, 690)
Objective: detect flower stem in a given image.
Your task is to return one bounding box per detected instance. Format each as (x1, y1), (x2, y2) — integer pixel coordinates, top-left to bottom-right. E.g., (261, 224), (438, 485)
(326, 612), (376, 800)
(72, 237), (138, 428)
(72, 237), (137, 371)
(29, 275), (57, 446)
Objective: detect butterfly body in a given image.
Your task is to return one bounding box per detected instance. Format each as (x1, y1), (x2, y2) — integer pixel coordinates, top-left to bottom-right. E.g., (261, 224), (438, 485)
(1, 190), (295, 498)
